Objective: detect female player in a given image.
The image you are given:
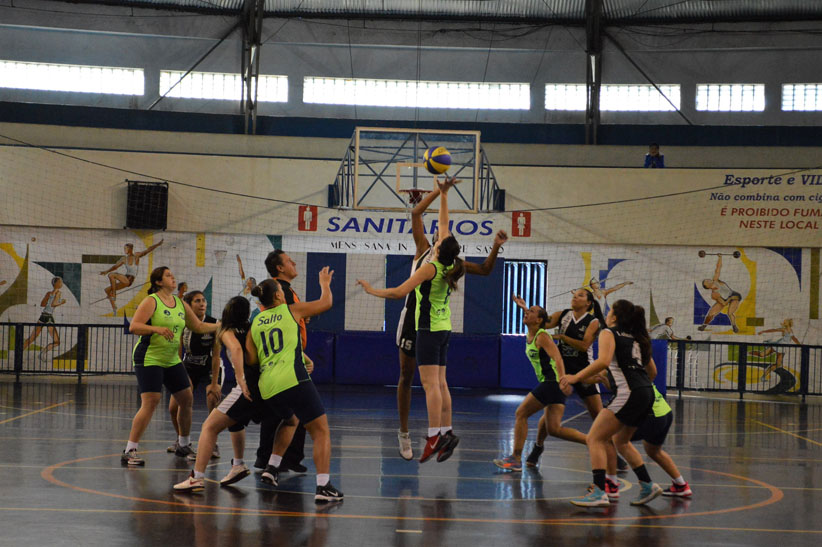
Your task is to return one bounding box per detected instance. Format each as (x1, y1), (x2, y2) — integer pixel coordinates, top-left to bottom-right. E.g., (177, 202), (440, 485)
(493, 296), (585, 472)
(121, 266), (219, 466)
(22, 276), (66, 354)
(246, 272), (344, 503)
(166, 290), (219, 458)
(173, 296), (298, 492)
(560, 299), (662, 507)
(358, 178), (464, 464)
(523, 289), (607, 468)
(699, 255), (742, 333)
(394, 183), (506, 460)
(754, 318), (800, 379)
(589, 277), (633, 314)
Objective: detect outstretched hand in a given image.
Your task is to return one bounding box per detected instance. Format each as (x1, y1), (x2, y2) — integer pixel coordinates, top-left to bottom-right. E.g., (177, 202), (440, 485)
(494, 230), (508, 246)
(356, 279), (373, 294)
(437, 175), (459, 193)
(318, 266), (334, 285)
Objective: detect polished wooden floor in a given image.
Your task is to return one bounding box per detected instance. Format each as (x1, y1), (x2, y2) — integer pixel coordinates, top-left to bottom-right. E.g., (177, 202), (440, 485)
(1, 376), (821, 546)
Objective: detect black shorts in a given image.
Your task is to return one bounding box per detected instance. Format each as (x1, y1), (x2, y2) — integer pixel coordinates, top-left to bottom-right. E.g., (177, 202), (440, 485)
(397, 307), (417, 357)
(564, 358), (600, 399)
(416, 329), (450, 366)
(531, 381), (567, 406)
(134, 362), (191, 395)
(632, 411), (673, 446)
(184, 363), (211, 388)
(38, 313), (55, 324)
(218, 385), (288, 432)
(608, 385), (654, 428)
(263, 380), (326, 425)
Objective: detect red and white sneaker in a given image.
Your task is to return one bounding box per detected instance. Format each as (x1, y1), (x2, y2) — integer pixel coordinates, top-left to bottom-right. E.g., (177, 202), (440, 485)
(662, 482), (692, 497)
(419, 434), (446, 463)
(605, 478), (620, 500)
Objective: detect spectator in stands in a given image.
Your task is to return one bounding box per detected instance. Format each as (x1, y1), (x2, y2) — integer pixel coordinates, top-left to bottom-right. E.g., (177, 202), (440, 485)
(644, 143), (665, 168)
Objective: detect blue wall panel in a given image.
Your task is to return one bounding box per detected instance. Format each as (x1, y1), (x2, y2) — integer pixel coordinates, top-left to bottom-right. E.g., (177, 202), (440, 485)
(307, 331), (335, 385)
(446, 334), (499, 388)
(499, 334), (535, 390)
(463, 256), (504, 334)
(305, 252), (346, 332)
(335, 332), (407, 385)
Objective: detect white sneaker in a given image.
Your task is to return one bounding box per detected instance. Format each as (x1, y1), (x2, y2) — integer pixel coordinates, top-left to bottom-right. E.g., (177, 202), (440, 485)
(174, 472), (204, 492)
(220, 464), (250, 486)
(398, 430), (413, 460)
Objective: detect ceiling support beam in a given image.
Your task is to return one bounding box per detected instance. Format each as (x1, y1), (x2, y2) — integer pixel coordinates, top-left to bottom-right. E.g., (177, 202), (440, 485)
(241, 0), (265, 135)
(584, 0), (603, 145)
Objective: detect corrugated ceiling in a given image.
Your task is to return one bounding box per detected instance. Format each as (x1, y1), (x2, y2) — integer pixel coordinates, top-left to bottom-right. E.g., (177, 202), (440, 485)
(60, 0), (822, 23)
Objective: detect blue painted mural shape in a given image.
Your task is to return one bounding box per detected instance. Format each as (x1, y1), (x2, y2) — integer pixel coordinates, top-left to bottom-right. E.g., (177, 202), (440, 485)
(693, 284), (731, 326)
(767, 247), (802, 289)
(34, 262), (82, 304)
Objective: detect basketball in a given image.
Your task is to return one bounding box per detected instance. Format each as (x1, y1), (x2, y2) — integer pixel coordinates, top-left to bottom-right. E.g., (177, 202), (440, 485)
(423, 146), (451, 175)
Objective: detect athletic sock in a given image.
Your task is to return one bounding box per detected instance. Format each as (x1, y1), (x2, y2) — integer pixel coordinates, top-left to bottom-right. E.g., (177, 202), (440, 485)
(673, 475), (686, 485)
(427, 427), (440, 437)
(126, 441), (138, 452)
(440, 426), (452, 435)
(633, 464), (652, 483)
(232, 458), (245, 467)
(178, 435), (190, 447)
(193, 470), (205, 479)
(269, 454), (283, 468)
(316, 473), (330, 487)
(593, 469), (606, 491)
(606, 474), (618, 484)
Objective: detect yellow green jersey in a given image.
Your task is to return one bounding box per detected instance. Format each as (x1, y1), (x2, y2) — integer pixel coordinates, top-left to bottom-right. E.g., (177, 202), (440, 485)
(650, 385), (672, 417)
(525, 329), (558, 383)
(132, 294), (186, 367)
(252, 304), (309, 399)
(415, 260), (453, 332)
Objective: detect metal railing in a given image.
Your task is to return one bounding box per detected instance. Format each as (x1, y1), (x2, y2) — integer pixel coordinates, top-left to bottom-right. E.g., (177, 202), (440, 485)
(664, 339), (821, 401)
(1, 322), (136, 382)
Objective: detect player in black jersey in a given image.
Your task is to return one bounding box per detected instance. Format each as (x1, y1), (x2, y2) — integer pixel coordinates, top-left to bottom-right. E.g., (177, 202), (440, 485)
(166, 290), (218, 459)
(394, 182), (507, 460)
(561, 299), (662, 508)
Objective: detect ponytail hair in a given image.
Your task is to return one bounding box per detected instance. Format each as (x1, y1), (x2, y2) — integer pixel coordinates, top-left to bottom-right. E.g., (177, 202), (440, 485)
(535, 306), (549, 329)
(251, 278), (280, 308)
(220, 296), (251, 331)
(437, 235), (465, 291)
(611, 299), (652, 366)
(583, 289), (606, 326)
(147, 266), (169, 295)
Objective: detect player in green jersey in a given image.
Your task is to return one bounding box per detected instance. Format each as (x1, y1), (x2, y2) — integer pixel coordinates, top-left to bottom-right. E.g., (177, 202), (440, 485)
(246, 268), (343, 503)
(122, 266), (219, 467)
(358, 177), (465, 464)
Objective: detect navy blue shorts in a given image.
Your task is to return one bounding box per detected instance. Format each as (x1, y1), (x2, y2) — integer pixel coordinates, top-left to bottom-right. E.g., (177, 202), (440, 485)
(183, 362), (212, 388)
(631, 411), (673, 446)
(263, 380), (326, 426)
(134, 362), (191, 395)
(416, 329), (450, 366)
(531, 381), (567, 406)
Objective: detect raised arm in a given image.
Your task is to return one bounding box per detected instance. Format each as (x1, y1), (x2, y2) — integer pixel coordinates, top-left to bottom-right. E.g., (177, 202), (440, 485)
(602, 281), (633, 297)
(713, 255), (722, 282)
(290, 266), (334, 321)
(511, 294), (528, 312)
(411, 186), (440, 258)
(100, 256), (125, 275)
(544, 310), (563, 330)
(237, 254), (246, 281)
(184, 301), (220, 334)
(464, 230), (508, 276)
(136, 238), (164, 258)
(436, 176), (456, 239)
(357, 263), (434, 300)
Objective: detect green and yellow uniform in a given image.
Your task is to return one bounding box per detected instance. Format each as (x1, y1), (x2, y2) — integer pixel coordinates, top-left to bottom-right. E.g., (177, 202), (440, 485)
(252, 303), (308, 400)
(133, 294), (186, 367)
(415, 260), (453, 331)
(650, 385), (672, 417)
(526, 329), (559, 383)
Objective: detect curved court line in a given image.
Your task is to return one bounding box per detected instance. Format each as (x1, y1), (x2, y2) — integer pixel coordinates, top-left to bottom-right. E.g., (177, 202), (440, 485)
(42, 454), (783, 526)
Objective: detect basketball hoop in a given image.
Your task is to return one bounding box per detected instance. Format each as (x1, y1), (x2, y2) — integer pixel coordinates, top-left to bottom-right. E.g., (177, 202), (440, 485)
(399, 188), (430, 219)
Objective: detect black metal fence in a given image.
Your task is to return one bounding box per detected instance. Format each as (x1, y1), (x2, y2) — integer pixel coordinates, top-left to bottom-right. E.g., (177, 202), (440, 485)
(664, 339), (822, 401)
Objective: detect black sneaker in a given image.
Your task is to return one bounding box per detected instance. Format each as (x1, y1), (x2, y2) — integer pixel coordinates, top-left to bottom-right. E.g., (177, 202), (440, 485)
(436, 431), (460, 462)
(261, 465), (279, 486)
(281, 461), (308, 473)
(616, 454), (629, 474)
(315, 482), (344, 503)
(525, 443), (544, 468)
(175, 444), (196, 459)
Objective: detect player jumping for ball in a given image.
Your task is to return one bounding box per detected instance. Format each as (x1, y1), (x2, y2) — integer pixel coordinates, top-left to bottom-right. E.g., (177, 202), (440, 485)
(99, 239), (163, 312)
(698, 255), (742, 333)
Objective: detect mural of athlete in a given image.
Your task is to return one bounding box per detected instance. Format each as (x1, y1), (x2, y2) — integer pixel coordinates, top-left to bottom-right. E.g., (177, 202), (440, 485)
(22, 277), (66, 353)
(589, 278), (633, 314)
(100, 239), (164, 312)
(649, 317), (689, 341)
(698, 255), (742, 333)
(753, 319), (800, 379)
